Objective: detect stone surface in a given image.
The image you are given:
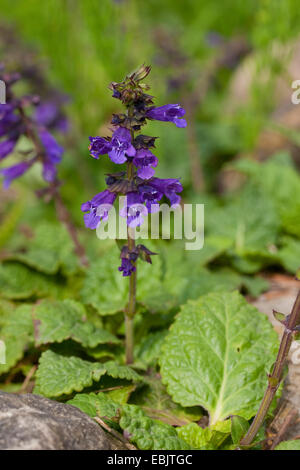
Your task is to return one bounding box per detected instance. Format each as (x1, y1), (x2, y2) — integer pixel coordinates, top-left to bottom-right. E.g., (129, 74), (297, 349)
(0, 391), (127, 450)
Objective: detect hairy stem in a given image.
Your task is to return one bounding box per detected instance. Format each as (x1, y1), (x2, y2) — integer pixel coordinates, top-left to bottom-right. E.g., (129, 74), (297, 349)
(125, 159), (137, 364)
(240, 290), (300, 447)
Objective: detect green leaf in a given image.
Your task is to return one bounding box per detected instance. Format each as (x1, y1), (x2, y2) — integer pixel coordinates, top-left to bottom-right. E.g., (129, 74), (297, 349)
(35, 350), (107, 397)
(0, 262), (65, 300)
(160, 291), (279, 424)
(233, 153), (300, 237)
(104, 361), (144, 382)
(106, 385), (135, 404)
(134, 330), (168, 367)
(0, 199), (23, 250)
(276, 236), (300, 274)
(6, 222), (78, 275)
(275, 440), (300, 450)
(177, 421), (231, 450)
(119, 404), (190, 450)
(0, 299), (15, 328)
(230, 415), (250, 444)
(0, 305), (34, 374)
(35, 350), (143, 398)
(206, 184), (280, 255)
(67, 392), (120, 419)
(80, 251), (162, 315)
(34, 299), (120, 347)
(133, 376), (202, 426)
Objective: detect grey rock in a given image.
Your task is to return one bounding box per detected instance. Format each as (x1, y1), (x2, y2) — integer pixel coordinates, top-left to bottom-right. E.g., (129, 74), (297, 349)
(0, 391), (127, 450)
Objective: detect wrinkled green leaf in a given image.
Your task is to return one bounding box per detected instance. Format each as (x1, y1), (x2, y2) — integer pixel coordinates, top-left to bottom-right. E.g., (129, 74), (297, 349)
(6, 222), (79, 275)
(206, 184), (279, 255)
(160, 291), (278, 424)
(0, 262), (65, 300)
(135, 330), (168, 367)
(0, 305), (34, 374)
(35, 350), (143, 397)
(133, 376), (202, 426)
(67, 392), (120, 419)
(120, 404), (190, 450)
(34, 299), (120, 347)
(232, 153), (300, 237)
(178, 421), (231, 449)
(35, 350), (106, 397)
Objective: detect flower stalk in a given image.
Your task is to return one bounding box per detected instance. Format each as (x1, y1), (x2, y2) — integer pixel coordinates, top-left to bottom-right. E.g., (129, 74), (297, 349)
(240, 289), (300, 447)
(80, 65), (186, 366)
(125, 157), (137, 364)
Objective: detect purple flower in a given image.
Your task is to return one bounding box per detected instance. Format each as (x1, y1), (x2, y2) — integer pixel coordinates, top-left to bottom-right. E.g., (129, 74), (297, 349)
(108, 127), (136, 164)
(89, 136), (112, 159)
(133, 148), (158, 179)
(35, 102), (69, 133)
(0, 159), (35, 189)
(120, 192), (148, 227)
(118, 258), (136, 277)
(139, 177), (183, 210)
(81, 189), (117, 229)
(146, 104), (187, 128)
(0, 105), (22, 139)
(38, 129), (64, 164)
(149, 177), (183, 206)
(0, 138), (18, 160)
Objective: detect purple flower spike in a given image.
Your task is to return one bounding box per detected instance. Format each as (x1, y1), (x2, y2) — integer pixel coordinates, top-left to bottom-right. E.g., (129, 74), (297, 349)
(108, 127), (136, 164)
(118, 258), (136, 277)
(81, 189), (117, 230)
(0, 159), (35, 189)
(146, 104), (187, 128)
(133, 148), (158, 180)
(120, 192), (148, 227)
(89, 136), (112, 159)
(38, 129), (64, 163)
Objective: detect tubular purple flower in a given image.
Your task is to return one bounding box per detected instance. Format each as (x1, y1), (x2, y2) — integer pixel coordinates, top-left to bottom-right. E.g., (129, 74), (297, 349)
(149, 177), (183, 206)
(108, 127), (136, 164)
(89, 136), (112, 159)
(133, 148), (158, 179)
(0, 159), (35, 189)
(120, 192), (148, 227)
(146, 104), (187, 128)
(139, 177), (183, 209)
(38, 129), (64, 163)
(81, 189), (117, 230)
(138, 183), (163, 213)
(118, 258), (136, 277)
